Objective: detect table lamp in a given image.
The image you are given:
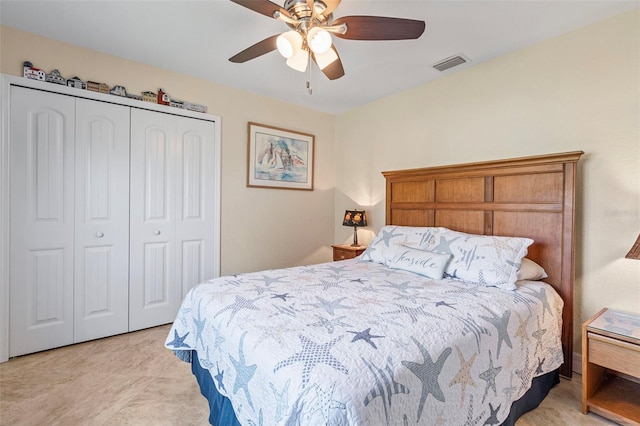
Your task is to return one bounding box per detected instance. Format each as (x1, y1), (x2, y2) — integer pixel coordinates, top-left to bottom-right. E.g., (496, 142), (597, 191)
(343, 209), (367, 246)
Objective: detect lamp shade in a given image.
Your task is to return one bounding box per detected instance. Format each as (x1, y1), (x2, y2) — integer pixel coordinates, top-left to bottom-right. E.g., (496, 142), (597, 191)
(626, 233), (640, 260)
(343, 210), (367, 227)
(307, 27), (332, 54)
(276, 30), (302, 59)
(286, 49), (309, 72)
(315, 47), (338, 70)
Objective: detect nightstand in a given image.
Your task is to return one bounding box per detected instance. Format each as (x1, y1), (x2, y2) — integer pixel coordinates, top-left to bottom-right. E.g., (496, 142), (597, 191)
(332, 244), (366, 261)
(582, 308), (640, 425)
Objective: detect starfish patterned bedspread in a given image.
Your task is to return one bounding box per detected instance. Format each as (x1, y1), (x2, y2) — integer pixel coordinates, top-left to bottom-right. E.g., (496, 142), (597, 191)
(165, 258), (563, 426)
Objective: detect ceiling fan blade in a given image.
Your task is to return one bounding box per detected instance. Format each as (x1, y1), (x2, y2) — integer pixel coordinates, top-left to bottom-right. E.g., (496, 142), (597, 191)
(312, 46), (345, 80)
(322, 56), (345, 80)
(230, 0), (290, 19)
(321, 0), (341, 16)
(332, 16), (426, 40)
(229, 34), (279, 63)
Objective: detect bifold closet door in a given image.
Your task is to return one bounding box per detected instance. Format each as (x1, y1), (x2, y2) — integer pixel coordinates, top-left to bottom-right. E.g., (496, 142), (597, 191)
(9, 87), (75, 356)
(129, 109), (215, 331)
(73, 99), (130, 343)
(130, 108), (177, 331)
(175, 117), (216, 298)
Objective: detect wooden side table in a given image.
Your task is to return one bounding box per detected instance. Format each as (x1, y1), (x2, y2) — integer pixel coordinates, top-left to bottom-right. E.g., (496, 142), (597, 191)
(582, 308), (640, 425)
(332, 244), (366, 261)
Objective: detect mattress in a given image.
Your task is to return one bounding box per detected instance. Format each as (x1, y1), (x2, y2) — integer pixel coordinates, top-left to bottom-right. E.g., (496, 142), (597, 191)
(165, 258), (564, 425)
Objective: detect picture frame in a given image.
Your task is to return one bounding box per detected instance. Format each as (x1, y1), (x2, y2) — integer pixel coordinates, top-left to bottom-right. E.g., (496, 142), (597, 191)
(247, 122), (315, 191)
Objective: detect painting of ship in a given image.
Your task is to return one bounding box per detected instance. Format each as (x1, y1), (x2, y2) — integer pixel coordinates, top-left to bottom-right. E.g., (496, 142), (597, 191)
(247, 123), (314, 190)
(255, 135), (308, 183)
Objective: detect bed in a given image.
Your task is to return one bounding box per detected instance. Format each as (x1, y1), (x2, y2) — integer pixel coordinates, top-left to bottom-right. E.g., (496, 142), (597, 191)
(165, 151), (583, 425)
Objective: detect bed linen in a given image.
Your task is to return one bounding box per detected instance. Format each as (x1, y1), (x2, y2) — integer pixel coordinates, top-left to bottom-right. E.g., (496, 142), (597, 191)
(189, 355), (559, 426)
(165, 258), (564, 425)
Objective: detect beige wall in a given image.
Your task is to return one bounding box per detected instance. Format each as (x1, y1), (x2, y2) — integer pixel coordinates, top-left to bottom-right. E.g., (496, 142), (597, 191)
(0, 26), (337, 275)
(335, 9), (640, 359)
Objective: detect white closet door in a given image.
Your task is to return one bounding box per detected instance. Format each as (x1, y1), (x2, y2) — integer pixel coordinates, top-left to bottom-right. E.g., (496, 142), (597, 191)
(129, 108), (178, 331)
(74, 99), (130, 342)
(9, 87), (75, 356)
(175, 117), (216, 297)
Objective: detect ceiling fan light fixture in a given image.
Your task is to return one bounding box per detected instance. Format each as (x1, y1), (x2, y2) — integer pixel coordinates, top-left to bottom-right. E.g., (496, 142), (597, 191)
(307, 27), (332, 54)
(286, 49), (309, 72)
(276, 30), (303, 58)
(315, 48), (338, 70)
(229, 0), (426, 83)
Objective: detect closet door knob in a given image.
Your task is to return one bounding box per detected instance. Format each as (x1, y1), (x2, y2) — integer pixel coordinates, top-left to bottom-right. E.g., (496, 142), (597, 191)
(154, 230), (161, 236)
(96, 232), (104, 238)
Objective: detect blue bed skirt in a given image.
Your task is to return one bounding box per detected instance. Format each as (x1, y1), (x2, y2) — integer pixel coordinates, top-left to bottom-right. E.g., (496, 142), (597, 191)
(191, 354), (242, 426)
(190, 351), (560, 426)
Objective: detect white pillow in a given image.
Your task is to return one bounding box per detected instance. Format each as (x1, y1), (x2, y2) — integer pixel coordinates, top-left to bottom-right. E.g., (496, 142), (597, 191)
(516, 258), (548, 281)
(361, 226), (442, 264)
(387, 246), (452, 279)
(426, 228), (533, 290)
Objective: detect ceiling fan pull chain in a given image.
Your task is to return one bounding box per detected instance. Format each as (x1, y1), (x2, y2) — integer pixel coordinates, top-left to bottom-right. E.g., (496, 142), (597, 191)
(307, 50), (313, 95)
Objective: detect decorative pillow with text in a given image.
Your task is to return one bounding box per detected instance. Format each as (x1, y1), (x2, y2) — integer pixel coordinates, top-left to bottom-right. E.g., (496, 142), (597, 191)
(361, 226), (443, 265)
(387, 246), (452, 279)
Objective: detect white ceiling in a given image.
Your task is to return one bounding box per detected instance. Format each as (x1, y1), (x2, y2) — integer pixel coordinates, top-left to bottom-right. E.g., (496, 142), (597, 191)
(1, 0), (638, 114)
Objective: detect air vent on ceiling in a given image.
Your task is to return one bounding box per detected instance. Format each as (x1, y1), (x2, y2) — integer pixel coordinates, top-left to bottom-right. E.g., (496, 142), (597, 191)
(432, 54), (469, 72)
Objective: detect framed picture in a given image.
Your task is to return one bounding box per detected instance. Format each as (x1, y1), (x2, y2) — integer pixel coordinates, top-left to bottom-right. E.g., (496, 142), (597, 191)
(247, 122), (315, 191)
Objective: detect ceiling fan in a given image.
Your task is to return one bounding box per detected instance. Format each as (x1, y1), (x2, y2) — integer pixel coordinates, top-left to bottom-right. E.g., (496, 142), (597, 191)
(228, 0), (426, 81)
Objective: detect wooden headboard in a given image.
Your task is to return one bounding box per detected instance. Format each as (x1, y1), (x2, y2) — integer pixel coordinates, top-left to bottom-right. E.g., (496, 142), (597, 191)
(382, 151), (583, 378)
